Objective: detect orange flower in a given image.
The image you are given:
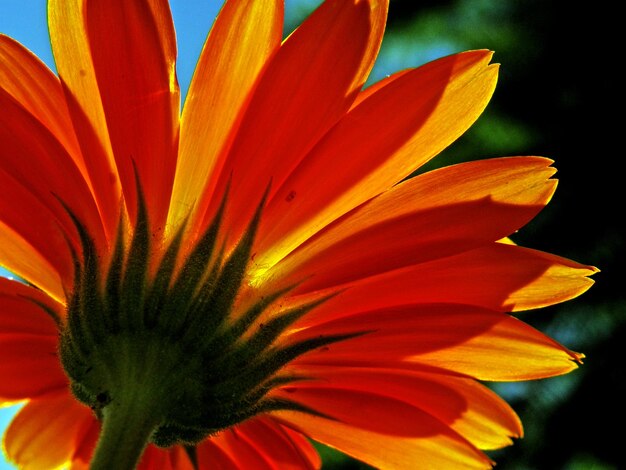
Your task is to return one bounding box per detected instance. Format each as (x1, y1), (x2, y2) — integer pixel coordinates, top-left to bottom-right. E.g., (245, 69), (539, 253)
(0, 0), (596, 469)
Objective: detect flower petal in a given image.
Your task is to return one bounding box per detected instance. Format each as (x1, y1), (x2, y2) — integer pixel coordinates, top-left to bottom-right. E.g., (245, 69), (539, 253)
(48, 0), (122, 239)
(69, 417), (99, 470)
(201, 0), (389, 246)
(0, 222), (65, 303)
(0, 278), (65, 402)
(279, 366), (521, 451)
(0, 334), (67, 401)
(235, 417), (320, 469)
(137, 446), (194, 470)
(59, 0), (180, 228)
(291, 303), (583, 380)
(68, 419), (194, 470)
(0, 35), (82, 170)
(0, 171), (74, 296)
(168, 0), (283, 233)
(0, 85), (109, 268)
(256, 50), (498, 267)
(273, 387), (493, 470)
(0, 277), (61, 335)
(4, 391), (91, 470)
(297, 243), (596, 325)
(196, 440), (239, 470)
(209, 428), (275, 470)
(257, 156), (557, 291)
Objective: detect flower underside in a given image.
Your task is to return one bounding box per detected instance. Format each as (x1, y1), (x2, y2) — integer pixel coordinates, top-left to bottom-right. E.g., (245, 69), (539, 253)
(56, 182), (356, 447)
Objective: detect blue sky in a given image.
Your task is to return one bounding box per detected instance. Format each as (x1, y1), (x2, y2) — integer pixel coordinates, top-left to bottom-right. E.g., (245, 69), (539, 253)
(0, 1), (224, 467)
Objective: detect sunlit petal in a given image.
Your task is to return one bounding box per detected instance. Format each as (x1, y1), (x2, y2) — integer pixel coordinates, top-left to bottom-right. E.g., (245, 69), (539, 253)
(258, 156), (557, 291)
(4, 392), (91, 470)
(169, 0), (283, 234)
(291, 303), (582, 380)
(48, 0), (121, 239)
(201, 0), (389, 247)
(256, 50), (498, 267)
(278, 366), (521, 450)
(275, 390), (493, 470)
(82, 0), (180, 229)
(295, 243), (596, 326)
(0, 222), (65, 303)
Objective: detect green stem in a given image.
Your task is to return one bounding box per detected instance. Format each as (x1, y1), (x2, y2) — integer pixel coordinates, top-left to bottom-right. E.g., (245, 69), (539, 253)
(89, 390), (160, 470)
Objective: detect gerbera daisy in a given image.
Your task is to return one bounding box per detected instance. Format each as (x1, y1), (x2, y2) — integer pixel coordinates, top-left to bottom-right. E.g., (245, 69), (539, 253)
(0, 0), (596, 469)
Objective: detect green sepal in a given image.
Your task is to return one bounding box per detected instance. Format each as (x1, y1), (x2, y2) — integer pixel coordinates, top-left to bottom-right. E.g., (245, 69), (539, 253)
(119, 178), (150, 333)
(144, 220), (187, 329)
(103, 215), (126, 334)
(55, 180), (359, 452)
(160, 189), (228, 335)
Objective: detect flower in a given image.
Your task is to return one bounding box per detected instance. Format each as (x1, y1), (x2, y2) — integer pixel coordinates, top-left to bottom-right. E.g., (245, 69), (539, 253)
(0, 0), (596, 469)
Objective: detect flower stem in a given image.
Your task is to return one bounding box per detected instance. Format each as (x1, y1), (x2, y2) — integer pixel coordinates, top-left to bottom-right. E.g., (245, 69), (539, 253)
(89, 389), (160, 470)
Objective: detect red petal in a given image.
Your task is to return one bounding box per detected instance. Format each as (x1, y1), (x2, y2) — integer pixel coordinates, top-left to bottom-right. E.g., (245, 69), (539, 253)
(281, 366), (521, 450)
(0, 277), (61, 335)
(4, 391), (92, 470)
(0, 35), (83, 173)
(137, 446), (194, 470)
(236, 417), (320, 469)
(169, 0), (283, 235)
(210, 428), (275, 470)
(85, 0), (180, 229)
(0, 88), (108, 283)
(70, 417), (100, 470)
(201, 0), (388, 247)
(290, 303), (583, 380)
(255, 51), (497, 267)
(273, 386), (493, 469)
(260, 156), (557, 292)
(196, 440), (239, 470)
(48, 0), (124, 241)
(0, 334), (67, 400)
(295, 243), (596, 325)
(0, 36), (118, 240)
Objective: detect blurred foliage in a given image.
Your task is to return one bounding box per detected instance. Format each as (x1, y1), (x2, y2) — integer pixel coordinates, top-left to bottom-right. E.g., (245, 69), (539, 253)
(286, 0), (624, 468)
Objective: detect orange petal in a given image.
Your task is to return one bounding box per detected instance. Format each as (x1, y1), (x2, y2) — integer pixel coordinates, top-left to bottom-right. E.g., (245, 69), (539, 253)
(297, 243), (596, 325)
(0, 277), (61, 335)
(201, 0), (389, 246)
(273, 387), (493, 470)
(168, 0), (283, 234)
(350, 68), (412, 109)
(166, 447), (196, 470)
(0, 334), (67, 401)
(0, 222), (65, 303)
(0, 35), (83, 171)
(255, 50), (498, 268)
(48, 0), (122, 240)
(196, 440), (239, 470)
(258, 156), (557, 291)
(279, 366), (521, 451)
(0, 87), (108, 269)
(67, 418), (193, 470)
(210, 428), (275, 470)
(291, 303), (583, 380)
(137, 445), (194, 470)
(235, 417), (320, 469)
(0, 278), (64, 402)
(70, 0), (180, 229)
(4, 391), (92, 470)
(69, 417), (99, 470)
(276, 423), (322, 470)
(0, 175), (74, 296)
